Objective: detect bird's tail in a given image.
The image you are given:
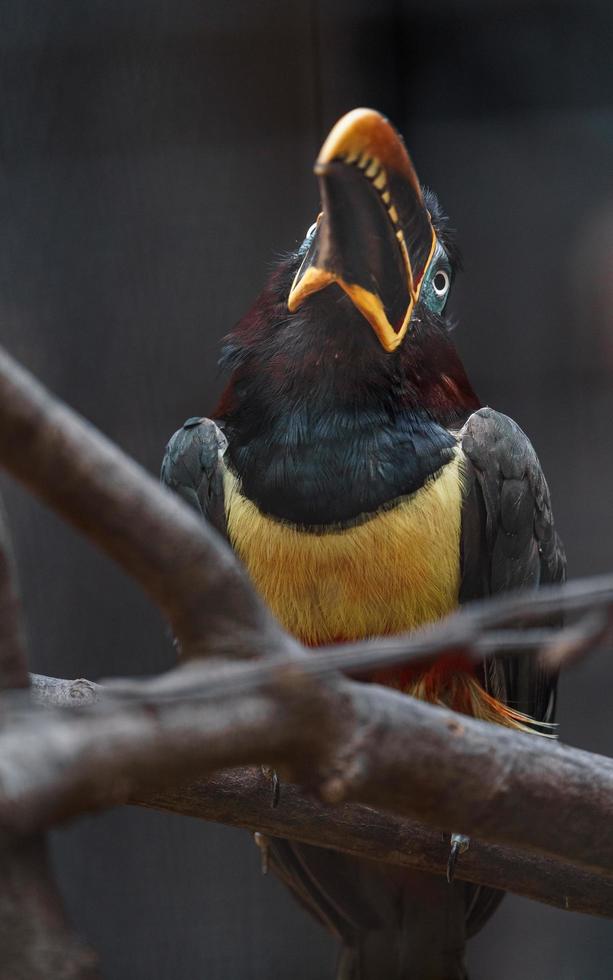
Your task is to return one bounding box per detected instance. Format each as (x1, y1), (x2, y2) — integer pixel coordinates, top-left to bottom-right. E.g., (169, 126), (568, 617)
(336, 932), (469, 980)
(267, 841), (495, 980)
(335, 866), (471, 980)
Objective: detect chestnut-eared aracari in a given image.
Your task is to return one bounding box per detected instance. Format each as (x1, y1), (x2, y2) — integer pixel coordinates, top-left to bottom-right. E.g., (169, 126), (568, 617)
(162, 109), (565, 980)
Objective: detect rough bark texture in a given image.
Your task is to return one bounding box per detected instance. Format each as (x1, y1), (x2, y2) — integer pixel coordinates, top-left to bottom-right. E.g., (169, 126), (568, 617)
(9, 662), (613, 887)
(136, 768), (613, 919)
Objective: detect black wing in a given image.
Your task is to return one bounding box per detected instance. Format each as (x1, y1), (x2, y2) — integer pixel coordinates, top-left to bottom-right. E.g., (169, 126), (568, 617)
(457, 408), (566, 938)
(459, 407), (566, 724)
(160, 416), (228, 535)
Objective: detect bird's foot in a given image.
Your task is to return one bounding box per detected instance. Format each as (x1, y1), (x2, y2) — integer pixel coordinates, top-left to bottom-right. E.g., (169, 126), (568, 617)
(254, 832), (270, 875)
(260, 764), (281, 808)
(446, 832), (470, 883)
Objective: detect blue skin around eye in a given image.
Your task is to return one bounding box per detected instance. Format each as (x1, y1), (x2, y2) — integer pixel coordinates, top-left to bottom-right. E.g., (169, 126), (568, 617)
(299, 221), (451, 315)
(420, 243), (451, 315)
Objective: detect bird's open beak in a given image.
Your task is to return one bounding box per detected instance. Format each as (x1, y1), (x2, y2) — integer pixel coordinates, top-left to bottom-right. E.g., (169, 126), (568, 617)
(288, 108), (437, 352)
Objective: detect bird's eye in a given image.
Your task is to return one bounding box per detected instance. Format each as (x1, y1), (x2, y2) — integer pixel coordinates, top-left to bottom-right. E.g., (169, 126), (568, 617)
(432, 269), (450, 298)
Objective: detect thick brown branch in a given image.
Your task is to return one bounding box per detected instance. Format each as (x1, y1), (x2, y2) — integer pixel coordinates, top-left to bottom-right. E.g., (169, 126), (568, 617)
(323, 683), (613, 882)
(11, 666), (613, 887)
(28, 671), (613, 916)
(1, 663), (339, 836)
(135, 768), (613, 920)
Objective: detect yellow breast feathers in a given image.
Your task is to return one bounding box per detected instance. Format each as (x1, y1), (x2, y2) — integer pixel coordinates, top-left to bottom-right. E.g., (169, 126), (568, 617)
(224, 454), (464, 646)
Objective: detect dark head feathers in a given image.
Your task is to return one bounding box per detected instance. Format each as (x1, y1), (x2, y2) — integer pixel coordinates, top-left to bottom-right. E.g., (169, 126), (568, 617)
(422, 187), (462, 274)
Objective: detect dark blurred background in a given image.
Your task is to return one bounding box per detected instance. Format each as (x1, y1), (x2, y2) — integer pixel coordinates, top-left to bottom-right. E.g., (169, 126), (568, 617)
(1, 1), (612, 976)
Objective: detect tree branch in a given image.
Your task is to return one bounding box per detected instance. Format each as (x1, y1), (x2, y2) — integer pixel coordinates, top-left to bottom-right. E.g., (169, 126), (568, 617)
(135, 768), (613, 920)
(0, 509), (99, 978)
(26, 672), (613, 917)
(8, 662), (613, 889)
(30, 673), (101, 707)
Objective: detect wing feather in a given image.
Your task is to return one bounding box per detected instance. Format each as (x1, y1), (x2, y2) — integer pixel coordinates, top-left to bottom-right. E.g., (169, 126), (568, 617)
(160, 416), (228, 535)
(458, 408), (565, 936)
(460, 406), (566, 724)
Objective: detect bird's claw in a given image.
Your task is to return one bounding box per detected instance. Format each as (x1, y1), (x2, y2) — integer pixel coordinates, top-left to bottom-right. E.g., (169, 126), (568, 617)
(446, 832), (470, 883)
(260, 765), (281, 808)
(271, 770), (280, 808)
(254, 832), (270, 875)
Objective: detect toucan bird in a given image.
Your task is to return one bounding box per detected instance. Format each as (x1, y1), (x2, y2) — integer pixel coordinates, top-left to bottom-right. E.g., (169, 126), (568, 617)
(162, 109), (565, 980)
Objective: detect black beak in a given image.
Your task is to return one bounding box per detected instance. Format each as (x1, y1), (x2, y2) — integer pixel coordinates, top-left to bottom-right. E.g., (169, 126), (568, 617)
(288, 108), (438, 352)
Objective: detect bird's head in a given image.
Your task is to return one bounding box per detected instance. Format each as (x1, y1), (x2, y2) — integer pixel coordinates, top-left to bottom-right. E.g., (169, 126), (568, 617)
(287, 107), (454, 354)
(218, 108), (477, 428)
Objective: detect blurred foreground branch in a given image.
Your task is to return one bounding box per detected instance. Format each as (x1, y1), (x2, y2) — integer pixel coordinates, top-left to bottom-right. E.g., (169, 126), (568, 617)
(19, 664), (613, 918)
(0, 505), (99, 977)
(0, 344), (611, 977)
(10, 650), (613, 891)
